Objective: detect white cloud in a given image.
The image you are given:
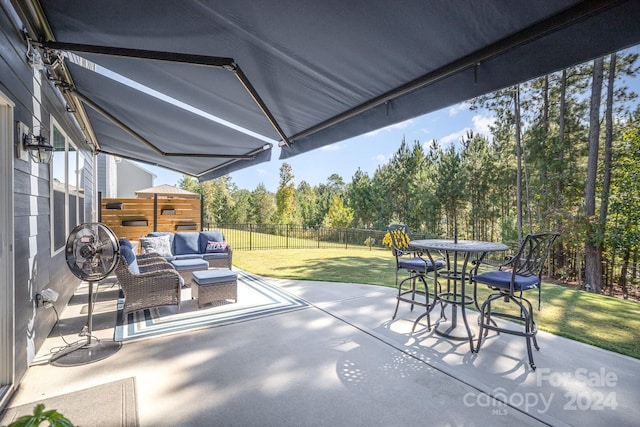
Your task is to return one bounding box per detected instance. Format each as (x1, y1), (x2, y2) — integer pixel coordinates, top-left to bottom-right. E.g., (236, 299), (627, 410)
(440, 129), (469, 146)
(364, 119), (414, 137)
(439, 113), (495, 146)
(256, 168), (267, 176)
(320, 143), (342, 151)
(471, 114), (495, 136)
(448, 102), (471, 116)
(389, 119), (414, 129)
(375, 154), (387, 164)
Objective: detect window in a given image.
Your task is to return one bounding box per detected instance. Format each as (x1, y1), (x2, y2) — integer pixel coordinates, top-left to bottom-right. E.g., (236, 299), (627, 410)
(51, 119), (85, 254)
(1, 90), (16, 407)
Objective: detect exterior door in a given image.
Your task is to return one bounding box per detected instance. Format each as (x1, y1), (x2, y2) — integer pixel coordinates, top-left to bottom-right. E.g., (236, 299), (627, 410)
(0, 91), (15, 408)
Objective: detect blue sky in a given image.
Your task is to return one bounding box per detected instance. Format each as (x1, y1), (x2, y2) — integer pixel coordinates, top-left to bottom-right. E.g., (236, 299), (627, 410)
(143, 102), (494, 193)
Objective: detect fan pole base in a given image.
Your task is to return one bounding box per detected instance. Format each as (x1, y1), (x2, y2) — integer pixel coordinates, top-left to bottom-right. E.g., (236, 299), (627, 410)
(50, 340), (122, 367)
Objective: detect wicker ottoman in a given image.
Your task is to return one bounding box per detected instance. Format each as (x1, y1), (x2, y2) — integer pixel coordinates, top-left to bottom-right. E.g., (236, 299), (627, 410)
(171, 259), (209, 286)
(191, 269), (238, 309)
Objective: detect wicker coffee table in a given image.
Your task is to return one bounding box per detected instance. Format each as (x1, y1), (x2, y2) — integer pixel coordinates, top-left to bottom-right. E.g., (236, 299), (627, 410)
(191, 269), (238, 309)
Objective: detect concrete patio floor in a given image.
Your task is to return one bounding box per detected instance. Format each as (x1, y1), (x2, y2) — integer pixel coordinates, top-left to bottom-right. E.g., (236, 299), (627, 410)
(3, 275), (638, 426)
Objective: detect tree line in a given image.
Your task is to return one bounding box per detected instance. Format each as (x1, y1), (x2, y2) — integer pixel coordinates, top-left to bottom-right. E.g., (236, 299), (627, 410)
(180, 50), (640, 296)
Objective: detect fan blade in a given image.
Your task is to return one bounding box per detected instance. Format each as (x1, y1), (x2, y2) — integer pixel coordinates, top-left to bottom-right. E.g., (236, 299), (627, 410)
(66, 223), (119, 281)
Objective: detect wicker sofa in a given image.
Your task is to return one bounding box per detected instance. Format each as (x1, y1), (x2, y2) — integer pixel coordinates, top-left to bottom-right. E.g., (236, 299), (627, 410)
(141, 231), (233, 269)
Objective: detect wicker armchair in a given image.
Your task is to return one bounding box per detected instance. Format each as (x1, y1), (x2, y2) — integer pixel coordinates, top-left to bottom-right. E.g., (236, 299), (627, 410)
(118, 238), (170, 267)
(115, 254), (182, 317)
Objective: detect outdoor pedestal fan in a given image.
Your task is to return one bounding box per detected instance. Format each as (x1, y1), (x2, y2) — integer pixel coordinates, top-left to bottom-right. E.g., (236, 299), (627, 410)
(51, 222), (121, 366)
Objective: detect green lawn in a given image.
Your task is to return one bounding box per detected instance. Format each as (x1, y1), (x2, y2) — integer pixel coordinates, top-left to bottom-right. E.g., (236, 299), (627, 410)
(233, 246), (640, 359)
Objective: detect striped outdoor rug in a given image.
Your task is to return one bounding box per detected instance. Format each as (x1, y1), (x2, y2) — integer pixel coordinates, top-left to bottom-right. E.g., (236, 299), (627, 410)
(114, 271), (308, 342)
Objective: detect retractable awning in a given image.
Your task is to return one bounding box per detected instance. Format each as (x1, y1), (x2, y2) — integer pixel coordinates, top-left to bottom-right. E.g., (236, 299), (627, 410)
(65, 61), (273, 180)
(14, 0), (640, 180)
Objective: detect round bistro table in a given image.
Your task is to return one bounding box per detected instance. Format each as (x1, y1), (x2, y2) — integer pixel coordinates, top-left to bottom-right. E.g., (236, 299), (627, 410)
(409, 239), (508, 351)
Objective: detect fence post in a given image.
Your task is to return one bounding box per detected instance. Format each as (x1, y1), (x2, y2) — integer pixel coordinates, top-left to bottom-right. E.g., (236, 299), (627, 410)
(317, 227), (320, 248)
(153, 193), (158, 232)
(250, 223), (253, 251)
(200, 194), (204, 231)
(286, 224), (289, 249)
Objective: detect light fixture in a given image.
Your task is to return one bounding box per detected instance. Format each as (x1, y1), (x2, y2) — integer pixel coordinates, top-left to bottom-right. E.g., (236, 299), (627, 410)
(23, 131), (54, 164)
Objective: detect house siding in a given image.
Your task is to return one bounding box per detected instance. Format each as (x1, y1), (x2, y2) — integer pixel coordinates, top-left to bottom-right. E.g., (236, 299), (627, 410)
(97, 153), (107, 196)
(1, 2), (95, 389)
(117, 159), (155, 197)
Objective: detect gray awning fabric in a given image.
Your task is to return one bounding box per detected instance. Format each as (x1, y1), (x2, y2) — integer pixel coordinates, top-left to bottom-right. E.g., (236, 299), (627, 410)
(28, 0), (640, 177)
(65, 61), (272, 180)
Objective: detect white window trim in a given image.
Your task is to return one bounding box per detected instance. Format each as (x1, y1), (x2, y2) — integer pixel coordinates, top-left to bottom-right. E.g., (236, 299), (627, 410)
(0, 90), (16, 407)
(50, 117), (82, 255)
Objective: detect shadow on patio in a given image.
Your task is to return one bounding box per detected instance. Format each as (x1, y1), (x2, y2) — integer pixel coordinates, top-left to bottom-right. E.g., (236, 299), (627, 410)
(2, 275), (638, 427)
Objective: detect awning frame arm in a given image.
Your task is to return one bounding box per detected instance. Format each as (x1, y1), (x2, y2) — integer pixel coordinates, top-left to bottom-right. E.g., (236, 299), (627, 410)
(195, 143), (273, 180)
(39, 40), (291, 147)
(64, 84), (259, 160)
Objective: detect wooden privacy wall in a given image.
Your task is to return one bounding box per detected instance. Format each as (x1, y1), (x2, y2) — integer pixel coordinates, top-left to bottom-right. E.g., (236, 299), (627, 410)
(101, 197), (202, 244)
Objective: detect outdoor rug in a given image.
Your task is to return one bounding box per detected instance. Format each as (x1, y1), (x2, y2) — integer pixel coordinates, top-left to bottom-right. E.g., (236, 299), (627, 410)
(114, 271), (308, 342)
(0, 377), (138, 427)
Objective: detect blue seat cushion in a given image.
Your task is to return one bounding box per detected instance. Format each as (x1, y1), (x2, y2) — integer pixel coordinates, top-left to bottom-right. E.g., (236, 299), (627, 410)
(398, 257), (445, 272)
(120, 245), (140, 274)
(173, 254), (205, 261)
(474, 270), (540, 291)
(170, 258), (209, 271)
(192, 269), (237, 285)
(202, 252), (230, 261)
(173, 232), (201, 255)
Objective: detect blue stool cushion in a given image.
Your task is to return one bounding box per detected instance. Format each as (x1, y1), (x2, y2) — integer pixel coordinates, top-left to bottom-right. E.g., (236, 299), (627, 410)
(398, 257), (445, 272)
(192, 269), (237, 285)
(474, 270), (540, 291)
(170, 258), (209, 271)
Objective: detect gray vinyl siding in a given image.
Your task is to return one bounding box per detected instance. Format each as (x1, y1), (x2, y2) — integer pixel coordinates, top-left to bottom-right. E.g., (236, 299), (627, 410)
(98, 153), (107, 196)
(1, 3), (95, 385)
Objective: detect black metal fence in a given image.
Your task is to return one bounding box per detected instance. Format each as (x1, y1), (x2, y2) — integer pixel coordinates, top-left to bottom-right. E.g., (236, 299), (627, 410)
(206, 223), (639, 294)
(206, 223), (400, 250)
